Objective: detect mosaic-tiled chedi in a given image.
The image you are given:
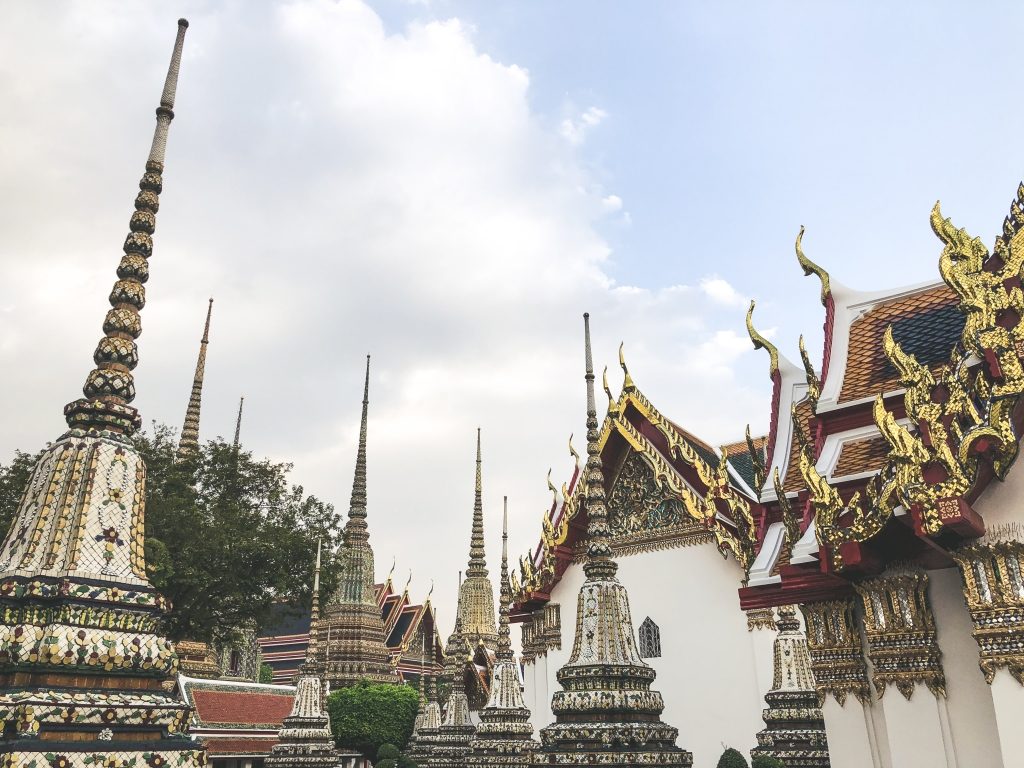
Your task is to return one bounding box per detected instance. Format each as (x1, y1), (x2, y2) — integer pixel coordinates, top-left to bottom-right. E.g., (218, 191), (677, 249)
(0, 20), (207, 768)
(445, 430), (498, 688)
(266, 544), (341, 768)
(176, 297), (213, 458)
(320, 356), (399, 689)
(533, 314), (692, 767)
(429, 618), (476, 768)
(466, 500), (538, 768)
(409, 676), (443, 765)
(750, 606), (830, 768)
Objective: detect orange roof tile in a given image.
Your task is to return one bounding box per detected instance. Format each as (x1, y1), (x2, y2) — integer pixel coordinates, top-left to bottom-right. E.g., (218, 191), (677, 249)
(838, 285), (960, 403)
(191, 688), (293, 728)
(782, 399), (814, 493)
(833, 436), (889, 478)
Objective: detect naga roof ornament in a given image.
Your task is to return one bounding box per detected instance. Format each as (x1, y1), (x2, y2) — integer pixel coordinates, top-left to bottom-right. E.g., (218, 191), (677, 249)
(177, 297), (213, 457)
(747, 300), (780, 376)
(618, 341), (635, 391)
(795, 225), (832, 306)
(0, 19), (206, 767)
(533, 313), (692, 767)
(799, 334), (821, 409)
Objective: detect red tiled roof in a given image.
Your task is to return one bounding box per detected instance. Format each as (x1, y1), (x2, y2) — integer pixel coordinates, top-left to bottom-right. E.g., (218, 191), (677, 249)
(203, 736), (280, 756)
(191, 688), (293, 727)
(833, 435), (889, 478)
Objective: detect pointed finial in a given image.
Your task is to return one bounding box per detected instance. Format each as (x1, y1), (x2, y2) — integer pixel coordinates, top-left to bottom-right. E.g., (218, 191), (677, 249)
(795, 226), (831, 307)
(618, 341), (635, 391)
(64, 19), (189, 436)
(746, 300), (779, 377)
(233, 395), (245, 448)
(427, 579), (434, 599)
(404, 569), (413, 593)
(466, 429), (488, 577)
(546, 468), (558, 507)
(177, 298), (213, 457)
(569, 433), (580, 471)
(603, 366), (619, 416)
(387, 556), (396, 584)
(497, 495), (512, 660)
(348, 355), (371, 522)
(581, 313), (617, 579)
(303, 538), (323, 672)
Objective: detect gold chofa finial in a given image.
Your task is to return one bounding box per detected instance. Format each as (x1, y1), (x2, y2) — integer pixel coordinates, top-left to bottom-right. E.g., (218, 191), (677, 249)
(546, 469), (558, 506)
(795, 226), (831, 306)
(799, 335), (821, 408)
(746, 300), (779, 376)
(618, 342), (635, 391)
(603, 366), (618, 415)
(568, 433), (580, 470)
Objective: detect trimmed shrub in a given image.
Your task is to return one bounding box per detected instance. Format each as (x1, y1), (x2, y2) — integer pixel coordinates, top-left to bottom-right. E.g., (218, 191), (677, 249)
(378, 744), (402, 762)
(717, 747), (750, 768)
(751, 757), (786, 768)
(258, 663), (274, 684)
(376, 761), (397, 768)
(326, 681), (419, 757)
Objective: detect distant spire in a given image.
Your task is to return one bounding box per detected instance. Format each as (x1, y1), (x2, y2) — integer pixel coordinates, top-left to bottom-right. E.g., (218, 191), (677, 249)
(64, 19), (189, 436)
(233, 395), (244, 448)
(177, 297), (213, 456)
(350, 355), (371, 522)
(497, 497), (512, 661)
(303, 539), (323, 672)
(466, 428), (487, 577)
(582, 313), (616, 579)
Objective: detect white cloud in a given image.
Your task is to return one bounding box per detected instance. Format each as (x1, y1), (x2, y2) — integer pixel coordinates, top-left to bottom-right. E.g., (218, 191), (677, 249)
(0, 1), (768, 641)
(559, 105), (608, 145)
(699, 276), (748, 308)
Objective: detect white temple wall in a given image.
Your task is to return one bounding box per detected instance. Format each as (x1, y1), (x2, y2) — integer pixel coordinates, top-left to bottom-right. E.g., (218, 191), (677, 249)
(929, 566), (1003, 768)
(990, 671), (1024, 767)
(525, 543), (763, 765)
(822, 698), (886, 768)
(747, 617), (776, 703)
(973, 450), (1024, 526)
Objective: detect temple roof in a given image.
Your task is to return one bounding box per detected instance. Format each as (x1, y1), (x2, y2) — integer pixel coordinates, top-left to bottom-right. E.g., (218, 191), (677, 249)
(179, 676), (295, 758)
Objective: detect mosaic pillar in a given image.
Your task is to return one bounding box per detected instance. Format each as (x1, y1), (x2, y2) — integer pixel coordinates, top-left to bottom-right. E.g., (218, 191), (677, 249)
(800, 600), (879, 768)
(953, 537), (1024, 764)
(855, 569), (949, 768)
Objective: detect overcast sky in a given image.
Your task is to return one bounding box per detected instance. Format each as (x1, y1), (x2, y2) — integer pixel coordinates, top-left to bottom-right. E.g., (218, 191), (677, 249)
(2, 1), (1023, 641)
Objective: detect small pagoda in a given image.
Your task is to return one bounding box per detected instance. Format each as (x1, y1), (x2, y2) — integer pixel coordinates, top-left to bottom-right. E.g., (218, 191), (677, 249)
(319, 356), (400, 689)
(429, 617), (477, 768)
(266, 543), (342, 768)
(466, 499), (538, 768)
(750, 605), (831, 767)
(410, 676), (443, 764)
(533, 314), (692, 767)
(0, 19), (206, 767)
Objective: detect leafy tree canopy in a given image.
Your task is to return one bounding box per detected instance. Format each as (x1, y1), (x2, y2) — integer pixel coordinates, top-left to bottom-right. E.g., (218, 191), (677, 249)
(717, 748), (750, 768)
(327, 681), (418, 758)
(0, 423), (344, 644)
(751, 757), (786, 768)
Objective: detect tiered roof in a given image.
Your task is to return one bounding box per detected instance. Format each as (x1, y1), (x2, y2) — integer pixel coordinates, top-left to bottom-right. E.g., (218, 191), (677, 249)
(180, 676), (295, 760)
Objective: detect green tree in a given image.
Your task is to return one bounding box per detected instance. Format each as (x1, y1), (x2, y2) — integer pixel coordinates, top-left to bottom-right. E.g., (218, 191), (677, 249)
(0, 449), (42, 535)
(135, 424), (344, 643)
(0, 424), (344, 645)
(327, 682), (419, 758)
(717, 748), (749, 768)
(751, 757), (785, 768)
(259, 664), (275, 684)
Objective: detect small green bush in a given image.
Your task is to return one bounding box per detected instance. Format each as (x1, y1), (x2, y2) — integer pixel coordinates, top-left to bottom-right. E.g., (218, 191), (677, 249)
(258, 663), (274, 684)
(376, 761), (396, 768)
(717, 747), (749, 768)
(397, 756), (418, 768)
(751, 757), (785, 768)
(378, 744), (401, 761)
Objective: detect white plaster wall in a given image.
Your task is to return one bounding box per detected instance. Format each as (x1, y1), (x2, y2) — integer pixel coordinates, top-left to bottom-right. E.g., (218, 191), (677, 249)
(748, 620), (776, 703)
(972, 451), (1024, 526)
(930, 567), (1003, 768)
(990, 671), (1024, 768)
(822, 698), (882, 768)
(878, 690), (952, 768)
(524, 543), (763, 766)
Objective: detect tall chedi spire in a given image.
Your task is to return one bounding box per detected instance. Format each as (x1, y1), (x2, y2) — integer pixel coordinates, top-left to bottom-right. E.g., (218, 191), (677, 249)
(413, 675), (444, 764)
(320, 356), (399, 688)
(447, 430), (498, 674)
(429, 611), (476, 768)
(751, 605), (831, 767)
(233, 395), (245, 448)
(0, 20), (205, 767)
(534, 314), (692, 767)
(467, 497), (539, 768)
(176, 297), (213, 457)
(266, 542), (342, 768)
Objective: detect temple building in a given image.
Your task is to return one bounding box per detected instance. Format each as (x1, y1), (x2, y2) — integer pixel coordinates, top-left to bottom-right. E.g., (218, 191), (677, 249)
(317, 357), (401, 688)
(0, 19), (206, 766)
(514, 188), (1024, 768)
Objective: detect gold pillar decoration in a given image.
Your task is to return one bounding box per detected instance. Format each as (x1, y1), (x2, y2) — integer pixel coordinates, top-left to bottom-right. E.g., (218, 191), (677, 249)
(855, 569), (945, 700)
(800, 600), (870, 705)
(747, 608), (777, 632)
(952, 527), (1024, 684)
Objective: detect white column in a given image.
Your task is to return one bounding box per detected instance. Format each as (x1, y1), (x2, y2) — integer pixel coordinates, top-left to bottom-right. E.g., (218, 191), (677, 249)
(745, 608), (777, 700)
(990, 672), (1024, 767)
(821, 697), (881, 768)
